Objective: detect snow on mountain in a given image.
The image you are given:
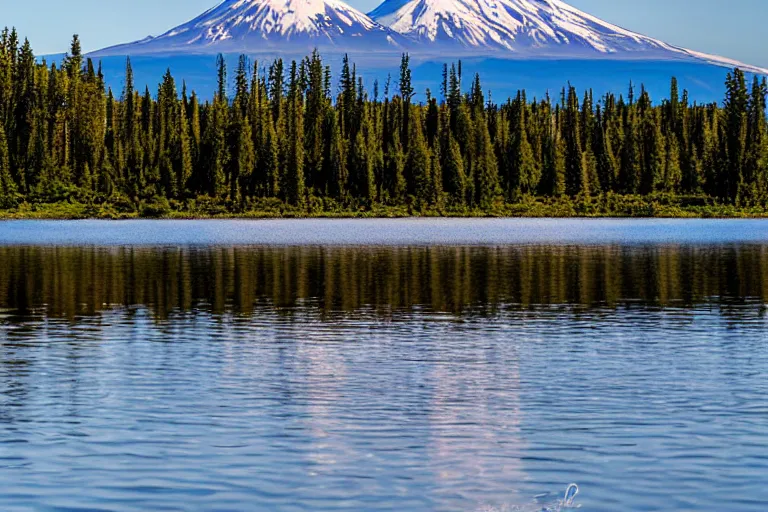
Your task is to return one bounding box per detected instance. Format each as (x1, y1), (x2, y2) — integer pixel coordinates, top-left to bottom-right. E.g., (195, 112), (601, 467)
(88, 0), (767, 75)
(369, 0), (768, 73)
(91, 0), (407, 57)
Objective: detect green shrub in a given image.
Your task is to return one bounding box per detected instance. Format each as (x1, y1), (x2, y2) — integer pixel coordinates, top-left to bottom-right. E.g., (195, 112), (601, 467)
(139, 196), (171, 218)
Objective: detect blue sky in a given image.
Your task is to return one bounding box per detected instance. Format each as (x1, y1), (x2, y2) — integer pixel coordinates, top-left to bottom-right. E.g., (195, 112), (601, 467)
(2, 0), (765, 66)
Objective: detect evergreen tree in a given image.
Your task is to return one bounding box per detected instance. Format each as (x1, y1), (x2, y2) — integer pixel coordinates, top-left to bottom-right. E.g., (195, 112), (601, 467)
(264, 116), (280, 198)
(701, 105), (720, 196)
(173, 99), (192, 199)
(304, 51), (327, 193)
(384, 103), (405, 202)
(0, 29), (13, 128)
(722, 69), (748, 202)
(282, 61), (305, 206)
(639, 104), (665, 195)
(103, 88), (121, 194)
(510, 94), (537, 197)
(63, 34), (83, 79)
(202, 98), (227, 197)
(398, 54), (414, 154)
(540, 106), (565, 197)
(443, 132), (465, 204)
(0, 32), (764, 216)
(0, 125), (16, 206)
(216, 54), (227, 102)
(350, 127), (374, 204)
(323, 107), (346, 200)
(619, 107), (640, 194)
(430, 143), (443, 206)
(563, 86), (587, 196)
(236, 115), (255, 203)
(157, 69), (179, 197)
(743, 76), (768, 202)
(406, 109), (432, 206)
(425, 94), (440, 148)
(594, 106), (617, 192)
(493, 107), (511, 197)
(472, 112), (500, 209)
(469, 74), (484, 114)
(269, 59), (284, 129)
(189, 91), (201, 177)
(664, 135), (681, 193)
(121, 58), (143, 198)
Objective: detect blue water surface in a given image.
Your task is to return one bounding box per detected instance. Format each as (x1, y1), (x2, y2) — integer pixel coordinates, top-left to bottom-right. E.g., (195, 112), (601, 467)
(0, 218), (767, 246)
(0, 220), (766, 511)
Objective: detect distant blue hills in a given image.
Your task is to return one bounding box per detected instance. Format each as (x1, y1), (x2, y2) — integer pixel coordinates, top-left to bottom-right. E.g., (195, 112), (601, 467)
(51, 53), (747, 104)
(63, 0), (766, 104)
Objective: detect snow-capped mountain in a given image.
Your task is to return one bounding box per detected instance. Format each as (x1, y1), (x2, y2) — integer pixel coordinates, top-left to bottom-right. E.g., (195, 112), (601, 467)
(91, 0), (407, 57)
(88, 0), (767, 75)
(369, 0), (768, 73)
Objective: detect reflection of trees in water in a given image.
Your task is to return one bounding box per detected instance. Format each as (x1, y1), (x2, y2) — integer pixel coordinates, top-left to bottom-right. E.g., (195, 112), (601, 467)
(0, 311), (108, 430)
(0, 245), (766, 320)
(0, 245), (765, 506)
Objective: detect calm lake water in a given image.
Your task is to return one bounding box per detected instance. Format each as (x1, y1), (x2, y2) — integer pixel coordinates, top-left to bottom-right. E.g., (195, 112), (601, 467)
(1, 219), (768, 511)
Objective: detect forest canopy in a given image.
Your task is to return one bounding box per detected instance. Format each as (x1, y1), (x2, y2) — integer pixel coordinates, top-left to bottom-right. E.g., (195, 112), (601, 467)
(1, 28), (767, 218)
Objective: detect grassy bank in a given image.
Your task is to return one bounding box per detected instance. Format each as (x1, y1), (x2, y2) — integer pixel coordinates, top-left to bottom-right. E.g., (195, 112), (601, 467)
(1, 194), (767, 220)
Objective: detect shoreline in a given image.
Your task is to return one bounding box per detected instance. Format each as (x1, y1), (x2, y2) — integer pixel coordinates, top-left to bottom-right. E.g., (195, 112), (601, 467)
(1, 198), (768, 220)
(3, 214), (768, 220)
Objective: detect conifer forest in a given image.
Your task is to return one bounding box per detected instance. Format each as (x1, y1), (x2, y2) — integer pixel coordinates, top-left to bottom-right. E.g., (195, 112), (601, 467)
(1, 29), (768, 218)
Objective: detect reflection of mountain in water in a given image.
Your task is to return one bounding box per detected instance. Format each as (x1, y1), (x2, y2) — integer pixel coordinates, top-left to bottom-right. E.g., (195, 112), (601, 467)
(428, 343), (525, 508)
(1, 245), (767, 320)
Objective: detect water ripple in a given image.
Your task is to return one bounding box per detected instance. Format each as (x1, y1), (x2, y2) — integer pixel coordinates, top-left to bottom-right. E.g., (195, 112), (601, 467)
(0, 243), (767, 510)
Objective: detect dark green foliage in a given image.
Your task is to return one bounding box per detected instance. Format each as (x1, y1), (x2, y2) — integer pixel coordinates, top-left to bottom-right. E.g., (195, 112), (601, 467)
(350, 126), (375, 203)
(563, 86), (586, 196)
(139, 195), (171, 217)
(281, 61), (305, 206)
(0, 29), (766, 217)
(509, 93), (538, 198)
(722, 69), (748, 202)
(406, 109), (432, 205)
(472, 111), (500, 209)
(443, 134), (466, 204)
(0, 124), (17, 206)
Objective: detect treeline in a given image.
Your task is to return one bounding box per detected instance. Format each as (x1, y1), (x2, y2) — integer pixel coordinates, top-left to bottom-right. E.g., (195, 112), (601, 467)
(1, 29), (768, 214)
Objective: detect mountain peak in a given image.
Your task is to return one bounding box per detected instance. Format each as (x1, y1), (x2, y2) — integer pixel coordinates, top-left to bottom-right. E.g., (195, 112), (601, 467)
(89, 0), (767, 75)
(92, 0), (406, 56)
(368, 0), (767, 73)
(369, 0), (676, 55)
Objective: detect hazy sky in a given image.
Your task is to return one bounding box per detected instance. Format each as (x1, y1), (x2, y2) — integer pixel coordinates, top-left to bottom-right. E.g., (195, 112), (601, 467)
(2, 0), (765, 66)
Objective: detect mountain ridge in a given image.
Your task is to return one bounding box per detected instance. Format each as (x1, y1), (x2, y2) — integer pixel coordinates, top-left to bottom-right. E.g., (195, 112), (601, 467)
(87, 0), (768, 75)
(91, 0), (407, 57)
(368, 0), (767, 73)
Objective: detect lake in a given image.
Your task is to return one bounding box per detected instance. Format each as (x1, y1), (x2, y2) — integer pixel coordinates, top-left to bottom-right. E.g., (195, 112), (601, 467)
(1, 219), (767, 511)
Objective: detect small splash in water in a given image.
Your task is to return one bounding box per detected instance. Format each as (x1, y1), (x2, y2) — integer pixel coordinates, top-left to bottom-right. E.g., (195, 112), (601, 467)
(477, 484), (580, 512)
